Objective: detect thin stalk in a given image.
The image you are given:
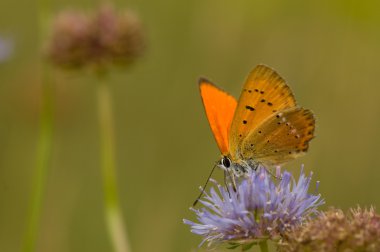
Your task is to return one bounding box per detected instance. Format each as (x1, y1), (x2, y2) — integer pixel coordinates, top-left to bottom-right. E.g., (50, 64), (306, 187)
(22, 68), (53, 252)
(259, 240), (269, 252)
(22, 0), (53, 251)
(22, 67), (53, 252)
(97, 77), (131, 252)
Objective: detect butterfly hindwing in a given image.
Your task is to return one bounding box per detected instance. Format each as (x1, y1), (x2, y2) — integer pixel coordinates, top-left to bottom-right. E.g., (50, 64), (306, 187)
(229, 65), (297, 158)
(241, 107), (315, 166)
(199, 78), (237, 155)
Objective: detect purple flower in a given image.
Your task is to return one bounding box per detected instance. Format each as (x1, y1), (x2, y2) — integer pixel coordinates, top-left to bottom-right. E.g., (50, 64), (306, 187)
(184, 167), (324, 248)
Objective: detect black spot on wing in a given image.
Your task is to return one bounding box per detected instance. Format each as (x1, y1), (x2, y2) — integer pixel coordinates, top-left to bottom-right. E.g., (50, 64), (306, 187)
(245, 105), (255, 111)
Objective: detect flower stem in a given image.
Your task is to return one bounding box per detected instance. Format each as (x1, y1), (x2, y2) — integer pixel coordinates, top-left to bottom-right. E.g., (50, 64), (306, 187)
(22, 0), (53, 251)
(97, 77), (131, 252)
(22, 67), (53, 252)
(258, 240), (269, 252)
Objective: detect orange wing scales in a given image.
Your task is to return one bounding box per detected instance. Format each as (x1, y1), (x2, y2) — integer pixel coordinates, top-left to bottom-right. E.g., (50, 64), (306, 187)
(199, 79), (237, 155)
(241, 107), (315, 166)
(229, 65), (297, 158)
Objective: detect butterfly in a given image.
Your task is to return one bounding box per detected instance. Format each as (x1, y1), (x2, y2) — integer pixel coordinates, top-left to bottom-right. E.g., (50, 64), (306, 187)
(199, 64), (315, 178)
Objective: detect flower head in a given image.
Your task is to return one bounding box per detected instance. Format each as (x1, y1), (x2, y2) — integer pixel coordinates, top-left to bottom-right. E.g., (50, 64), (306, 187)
(184, 167), (324, 248)
(47, 11), (92, 68)
(92, 5), (144, 66)
(47, 4), (145, 70)
(278, 207), (380, 252)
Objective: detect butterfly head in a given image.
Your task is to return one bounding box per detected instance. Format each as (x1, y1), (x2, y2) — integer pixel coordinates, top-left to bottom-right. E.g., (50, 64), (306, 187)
(217, 155), (257, 177)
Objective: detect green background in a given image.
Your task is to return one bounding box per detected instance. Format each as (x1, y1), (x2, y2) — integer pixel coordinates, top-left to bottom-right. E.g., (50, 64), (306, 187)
(1, 0), (380, 251)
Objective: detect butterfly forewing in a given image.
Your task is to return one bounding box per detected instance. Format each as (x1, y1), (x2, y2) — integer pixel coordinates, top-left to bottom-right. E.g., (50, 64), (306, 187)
(229, 65), (297, 158)
(241, 107), (315, 166)
(199, 79), (237, 155)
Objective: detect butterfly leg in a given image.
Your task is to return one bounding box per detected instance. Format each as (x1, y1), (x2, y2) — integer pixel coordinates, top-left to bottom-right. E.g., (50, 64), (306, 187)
(263, 165), (283, 180)
(226, 168), (238, 192)
(245, 160), (260, 172)
(224, 170), (233, 197)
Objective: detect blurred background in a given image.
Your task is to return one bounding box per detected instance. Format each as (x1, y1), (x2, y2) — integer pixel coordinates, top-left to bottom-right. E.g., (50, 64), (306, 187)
(1, 0), (380, 251)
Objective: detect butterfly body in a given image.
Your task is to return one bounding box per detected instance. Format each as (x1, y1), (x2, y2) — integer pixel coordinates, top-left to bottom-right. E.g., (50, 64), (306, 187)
(199, 65), (315, 177)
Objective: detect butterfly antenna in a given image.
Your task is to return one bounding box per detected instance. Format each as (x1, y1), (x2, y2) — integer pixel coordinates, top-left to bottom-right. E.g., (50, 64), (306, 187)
(193, 164), (217, 207)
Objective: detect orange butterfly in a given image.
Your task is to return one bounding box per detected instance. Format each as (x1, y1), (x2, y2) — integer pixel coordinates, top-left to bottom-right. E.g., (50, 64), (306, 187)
(199, 64), (315, 178)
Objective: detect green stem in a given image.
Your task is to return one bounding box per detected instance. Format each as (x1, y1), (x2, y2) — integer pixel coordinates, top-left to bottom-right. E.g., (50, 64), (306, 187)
(22, 69), (53, 252)
(259, 240), (269, 252)
(97, 78), (131, 252)
(22, 0), (52, 251)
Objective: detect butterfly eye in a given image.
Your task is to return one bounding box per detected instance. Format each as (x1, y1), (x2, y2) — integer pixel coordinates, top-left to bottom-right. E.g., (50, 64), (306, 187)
(221, 156), (231, 168)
